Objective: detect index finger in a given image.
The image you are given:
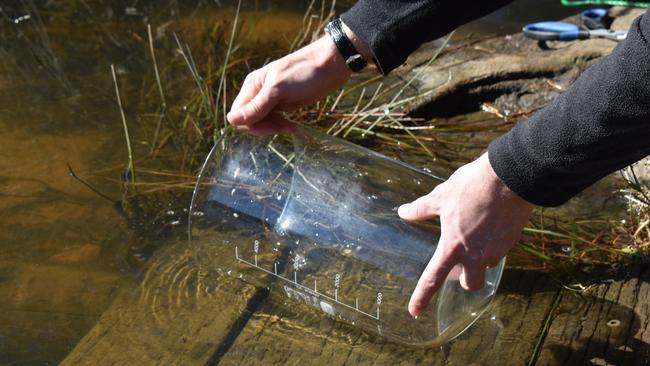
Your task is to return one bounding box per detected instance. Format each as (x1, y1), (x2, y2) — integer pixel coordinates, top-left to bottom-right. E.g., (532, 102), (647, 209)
(408, 233), (461, 317)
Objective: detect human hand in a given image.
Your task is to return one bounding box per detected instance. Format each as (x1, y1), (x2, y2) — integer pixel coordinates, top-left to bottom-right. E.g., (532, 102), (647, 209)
(227, 22), (371, 134)
(398, 153), (534, 317)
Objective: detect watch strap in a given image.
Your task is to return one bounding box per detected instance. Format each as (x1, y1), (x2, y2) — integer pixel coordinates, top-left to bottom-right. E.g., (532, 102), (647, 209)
(325, 18), (368, 72)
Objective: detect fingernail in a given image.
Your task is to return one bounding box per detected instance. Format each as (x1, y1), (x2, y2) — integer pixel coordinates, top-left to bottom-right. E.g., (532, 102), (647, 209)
(226, 111), (239, 124)
(397, 204), (411, 217)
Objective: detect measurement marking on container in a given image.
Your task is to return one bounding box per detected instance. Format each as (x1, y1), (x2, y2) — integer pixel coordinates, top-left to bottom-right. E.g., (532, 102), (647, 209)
(235, 246), (379, 321)
(334, 273), (341, 301)
(249, 151), (258, 171)
(253, 240), (259, 266)
(376, 292), (382, 319)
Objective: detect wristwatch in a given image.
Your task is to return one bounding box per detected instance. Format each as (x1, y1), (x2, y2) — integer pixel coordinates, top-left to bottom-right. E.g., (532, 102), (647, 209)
(324, 18), (368, 72)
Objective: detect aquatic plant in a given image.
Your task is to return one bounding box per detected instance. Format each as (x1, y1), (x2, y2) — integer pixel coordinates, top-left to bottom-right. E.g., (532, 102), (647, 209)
(612, 164), (650, 259)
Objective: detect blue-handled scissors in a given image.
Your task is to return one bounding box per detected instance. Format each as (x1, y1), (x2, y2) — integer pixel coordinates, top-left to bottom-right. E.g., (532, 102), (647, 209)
(523, 8), (626, 42)
(523, 21), (627, 41)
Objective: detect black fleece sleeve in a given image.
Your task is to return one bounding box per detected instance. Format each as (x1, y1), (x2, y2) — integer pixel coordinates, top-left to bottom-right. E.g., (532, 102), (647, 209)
(340, 0), (514, 74)
(488, 9), (650, 207)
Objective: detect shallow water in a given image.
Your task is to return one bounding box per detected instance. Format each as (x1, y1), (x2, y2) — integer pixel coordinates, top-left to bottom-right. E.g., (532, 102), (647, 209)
(0, 1), (614, 364)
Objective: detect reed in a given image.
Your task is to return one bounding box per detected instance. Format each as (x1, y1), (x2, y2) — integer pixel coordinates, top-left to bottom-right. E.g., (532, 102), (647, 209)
(148, 23), (167, 156)
(111, 64), (137, 190)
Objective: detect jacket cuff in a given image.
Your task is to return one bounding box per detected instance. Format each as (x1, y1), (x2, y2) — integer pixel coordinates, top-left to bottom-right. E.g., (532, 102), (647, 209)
(340, 0), (515, 75)
(488, 131), (570, 207)
(340, 6), (399, 74)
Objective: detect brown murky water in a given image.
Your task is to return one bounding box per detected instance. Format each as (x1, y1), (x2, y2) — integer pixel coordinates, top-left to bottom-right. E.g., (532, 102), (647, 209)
(0, 1), (613, 365)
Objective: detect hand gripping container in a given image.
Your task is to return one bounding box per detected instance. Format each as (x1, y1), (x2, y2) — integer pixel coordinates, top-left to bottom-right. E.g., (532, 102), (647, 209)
(188, 123), (504, 346)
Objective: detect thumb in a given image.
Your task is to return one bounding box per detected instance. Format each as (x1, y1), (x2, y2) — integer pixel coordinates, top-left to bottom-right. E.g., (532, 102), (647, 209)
(227, 85), (279, 126)
(398, 193), (439, 221)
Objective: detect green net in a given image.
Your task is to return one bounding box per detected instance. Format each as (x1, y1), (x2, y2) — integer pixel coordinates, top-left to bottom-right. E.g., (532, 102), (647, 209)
(561, 0), (648, 7)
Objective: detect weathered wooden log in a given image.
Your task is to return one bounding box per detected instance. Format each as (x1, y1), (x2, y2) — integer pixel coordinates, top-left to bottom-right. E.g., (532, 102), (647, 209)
(405, 8), (644, 119)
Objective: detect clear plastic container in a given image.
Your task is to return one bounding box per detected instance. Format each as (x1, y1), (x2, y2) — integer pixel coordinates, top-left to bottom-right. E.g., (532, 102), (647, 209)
(188, 123), (504, 346)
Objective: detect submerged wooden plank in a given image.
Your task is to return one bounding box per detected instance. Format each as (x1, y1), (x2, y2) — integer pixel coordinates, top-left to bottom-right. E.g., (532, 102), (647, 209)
(0, 262), (127, 364)
(215, 268), (560, 365)
(443, 269), (560, 366)
(628, 264), (650, 362)
(61, 242), (263, 366)
(536, 264), (650, 365)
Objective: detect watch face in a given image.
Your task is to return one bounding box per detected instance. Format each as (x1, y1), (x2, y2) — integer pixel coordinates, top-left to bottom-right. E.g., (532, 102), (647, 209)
(346, 55), (368, 72)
